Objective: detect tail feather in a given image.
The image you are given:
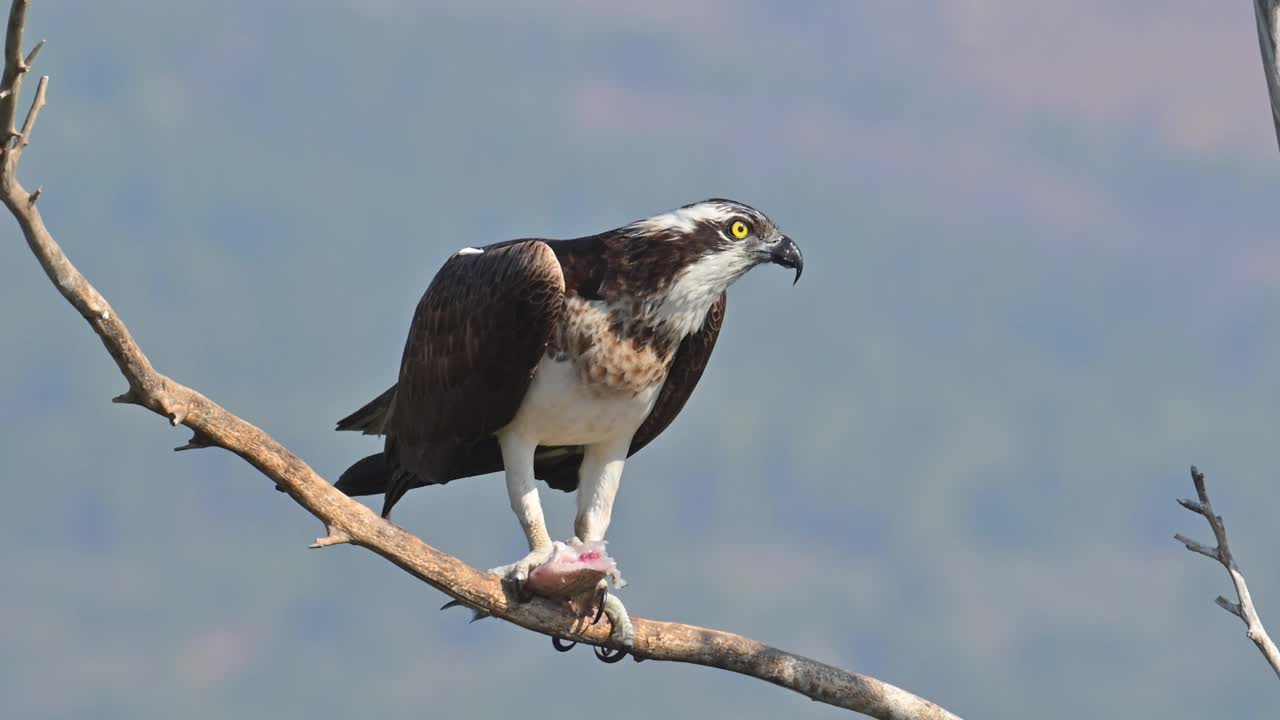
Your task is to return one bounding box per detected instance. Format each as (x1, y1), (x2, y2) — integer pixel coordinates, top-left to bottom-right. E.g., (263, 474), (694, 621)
(334, 452), (394, 497)
(380, 468), (419, 518)
(334, 451), (424, 518)
(335, 385), (395, 435)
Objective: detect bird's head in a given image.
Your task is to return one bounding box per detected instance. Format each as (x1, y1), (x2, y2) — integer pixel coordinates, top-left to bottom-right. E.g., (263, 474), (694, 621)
(622, 198), (803, 338)
(628, 198), (803, 287)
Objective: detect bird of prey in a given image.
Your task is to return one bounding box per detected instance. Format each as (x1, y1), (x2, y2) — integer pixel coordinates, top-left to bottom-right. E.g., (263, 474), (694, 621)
(333, 198), (802, 642)
(1255, 0), (1280, 150)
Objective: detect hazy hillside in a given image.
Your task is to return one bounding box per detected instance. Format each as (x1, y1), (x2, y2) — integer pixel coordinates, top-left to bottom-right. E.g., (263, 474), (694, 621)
(3, 2), (1279, 718)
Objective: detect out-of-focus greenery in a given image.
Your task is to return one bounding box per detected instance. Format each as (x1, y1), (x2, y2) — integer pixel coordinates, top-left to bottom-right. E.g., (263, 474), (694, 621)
(3, 2), (1279, 718)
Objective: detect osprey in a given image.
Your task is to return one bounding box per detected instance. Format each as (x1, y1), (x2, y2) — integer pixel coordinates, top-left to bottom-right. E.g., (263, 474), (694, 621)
(333, 198), (802, 643)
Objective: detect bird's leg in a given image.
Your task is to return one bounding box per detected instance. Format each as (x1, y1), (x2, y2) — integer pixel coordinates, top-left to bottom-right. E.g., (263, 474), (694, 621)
(490, 433), (554, 600)
(572, 440), (628, 592)
(573, 440), (627, 547)
(576, 439), (634, 653)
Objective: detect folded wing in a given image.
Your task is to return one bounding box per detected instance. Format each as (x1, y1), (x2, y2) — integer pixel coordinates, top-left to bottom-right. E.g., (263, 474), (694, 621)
(379, 240), (566, 513)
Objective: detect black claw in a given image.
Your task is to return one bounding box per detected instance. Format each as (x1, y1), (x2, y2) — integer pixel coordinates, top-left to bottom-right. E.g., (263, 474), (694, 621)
(514, 577), (533, 604)
(591, 587), (607, 626)
(552, 637), (577, 652)
(594, 646), (628, 663)
(501, 575), (533, 604)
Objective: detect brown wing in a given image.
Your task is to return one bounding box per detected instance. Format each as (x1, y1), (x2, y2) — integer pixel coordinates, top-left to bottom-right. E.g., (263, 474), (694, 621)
(627, 291), (727, 456)
(382, 241), (565, 509)
(335, 385), (394, 435)
(337, 236), (607, 439)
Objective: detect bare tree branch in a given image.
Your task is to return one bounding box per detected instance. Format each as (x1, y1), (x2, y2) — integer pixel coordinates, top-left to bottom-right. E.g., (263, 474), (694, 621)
(1255, 0), (1280, 151)
(0, 0), (30, 132)
(1175, 465), (1280, 679)
(0, 3), (960, 718)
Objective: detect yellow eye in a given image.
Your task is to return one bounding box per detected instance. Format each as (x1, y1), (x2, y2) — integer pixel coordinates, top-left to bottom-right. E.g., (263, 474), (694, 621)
(730, 220), (750, 239)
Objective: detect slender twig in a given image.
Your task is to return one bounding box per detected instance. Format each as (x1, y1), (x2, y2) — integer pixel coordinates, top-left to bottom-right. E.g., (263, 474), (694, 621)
(1175, 466), (1280, 679)
(15, 71), (44, 150)
(22, 35), (41, 67)
(0, 3), (960, 719)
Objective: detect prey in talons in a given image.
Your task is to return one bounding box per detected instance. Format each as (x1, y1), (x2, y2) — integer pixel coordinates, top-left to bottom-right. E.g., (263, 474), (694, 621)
(444, 540), (634, 661)
(525, 541), (633, 659)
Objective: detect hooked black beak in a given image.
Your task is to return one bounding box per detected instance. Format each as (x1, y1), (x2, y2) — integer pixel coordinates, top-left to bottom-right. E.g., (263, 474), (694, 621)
(768, 235), (804, 284)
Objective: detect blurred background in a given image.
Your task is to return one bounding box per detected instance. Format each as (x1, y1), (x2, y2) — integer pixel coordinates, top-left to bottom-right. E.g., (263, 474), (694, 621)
(2, 1), (1279, 718)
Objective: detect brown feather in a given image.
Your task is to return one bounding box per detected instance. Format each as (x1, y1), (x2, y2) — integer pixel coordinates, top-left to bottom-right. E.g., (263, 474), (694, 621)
(334, 385), (394, 434)
(379, 241), (566, 515)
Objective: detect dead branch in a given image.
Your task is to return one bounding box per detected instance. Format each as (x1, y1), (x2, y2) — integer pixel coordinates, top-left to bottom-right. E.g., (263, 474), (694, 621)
(1254, 0), (1280, 151)
(1175, 465), (1280, 679)
(0, 2), (961, 718)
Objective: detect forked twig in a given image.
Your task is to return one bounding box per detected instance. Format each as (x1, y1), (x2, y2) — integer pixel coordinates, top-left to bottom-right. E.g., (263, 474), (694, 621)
(1175, 465), (1280, 678)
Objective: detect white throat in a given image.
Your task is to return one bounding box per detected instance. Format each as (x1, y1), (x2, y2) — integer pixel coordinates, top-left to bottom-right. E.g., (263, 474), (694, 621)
(650, 251), (754, 339)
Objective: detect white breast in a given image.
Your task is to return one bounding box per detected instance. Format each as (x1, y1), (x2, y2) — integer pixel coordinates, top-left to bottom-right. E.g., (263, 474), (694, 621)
(501, 357), (663, 446)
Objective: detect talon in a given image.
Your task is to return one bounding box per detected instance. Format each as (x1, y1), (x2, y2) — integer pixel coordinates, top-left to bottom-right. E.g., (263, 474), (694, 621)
(552, 637), (577, 652)
(506, 574), (533, 603)
(594, 646), (628, 663)
(439, 598), (490, 623)
(601, 592), (635, 648)
(591, 583), (606, 626)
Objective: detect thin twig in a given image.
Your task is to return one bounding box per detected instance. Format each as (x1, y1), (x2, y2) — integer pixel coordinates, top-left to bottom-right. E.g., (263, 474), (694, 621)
(22, 36), (41, 68)
(310, 527), (353, 549)
(16, 72), (44, 151)
(0, 4), (960, 719)
(1175, 465), (1280, 679)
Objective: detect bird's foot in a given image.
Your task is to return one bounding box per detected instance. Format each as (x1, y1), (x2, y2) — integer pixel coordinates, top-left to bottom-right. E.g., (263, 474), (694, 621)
(488, 544), (555, 602)
(597, 581), (634, 652)
(554, 578), (635, 662)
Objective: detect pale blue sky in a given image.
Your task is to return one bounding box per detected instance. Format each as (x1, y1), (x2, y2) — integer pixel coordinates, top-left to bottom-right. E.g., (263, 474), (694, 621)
(3, 2), (1280, 718)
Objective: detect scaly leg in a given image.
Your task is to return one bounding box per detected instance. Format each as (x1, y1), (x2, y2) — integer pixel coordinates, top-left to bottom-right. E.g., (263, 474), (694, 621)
(489, 431), (554, 600)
